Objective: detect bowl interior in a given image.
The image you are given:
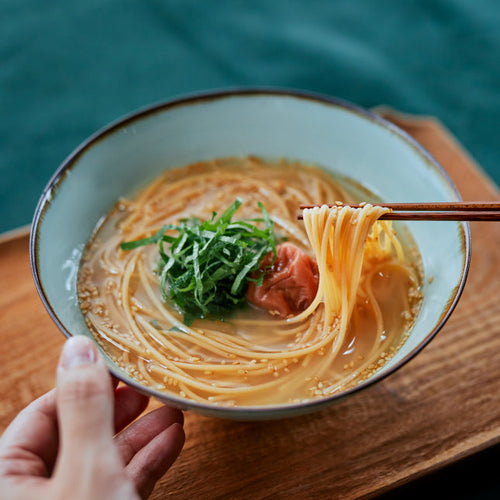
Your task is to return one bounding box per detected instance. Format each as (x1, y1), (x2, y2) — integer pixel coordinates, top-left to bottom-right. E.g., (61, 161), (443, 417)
(31, 91), (469, 419)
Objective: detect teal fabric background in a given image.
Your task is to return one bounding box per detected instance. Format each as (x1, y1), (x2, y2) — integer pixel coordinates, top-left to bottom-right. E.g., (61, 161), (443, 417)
(1, 1), (500, 497)
(1, 0), (499, 233)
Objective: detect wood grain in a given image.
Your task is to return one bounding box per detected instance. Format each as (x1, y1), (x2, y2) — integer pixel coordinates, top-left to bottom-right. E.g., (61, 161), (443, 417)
(1, 113), (499, 499)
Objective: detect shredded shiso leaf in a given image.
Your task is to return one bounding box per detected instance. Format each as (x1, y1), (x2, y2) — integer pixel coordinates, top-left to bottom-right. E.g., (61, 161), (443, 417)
(120, 198), (277, 325)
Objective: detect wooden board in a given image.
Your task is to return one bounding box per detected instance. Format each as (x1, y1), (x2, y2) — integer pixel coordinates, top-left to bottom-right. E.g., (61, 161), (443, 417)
(1, 113), (500, 499)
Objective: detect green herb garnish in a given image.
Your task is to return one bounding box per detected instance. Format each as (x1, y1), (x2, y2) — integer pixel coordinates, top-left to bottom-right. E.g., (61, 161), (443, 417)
(120, 198), (276, 325)
(120, 225), (171, 251)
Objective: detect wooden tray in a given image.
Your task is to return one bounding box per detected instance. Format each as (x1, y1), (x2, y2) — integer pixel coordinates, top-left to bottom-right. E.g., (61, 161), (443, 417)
(1, 112), (500, 499)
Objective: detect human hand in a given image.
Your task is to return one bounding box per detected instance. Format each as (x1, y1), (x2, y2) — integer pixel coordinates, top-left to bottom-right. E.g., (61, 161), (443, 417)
(0, 336), (185, 500)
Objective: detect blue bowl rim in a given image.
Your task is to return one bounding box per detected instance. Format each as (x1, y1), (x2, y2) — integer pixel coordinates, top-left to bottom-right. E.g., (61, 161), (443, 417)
(29, 87), (471, 419)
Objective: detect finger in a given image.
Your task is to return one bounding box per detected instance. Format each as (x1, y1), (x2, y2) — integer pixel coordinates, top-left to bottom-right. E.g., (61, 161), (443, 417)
(115, 405), (184, 465)
(56, 336), (115, 456)
(0, 390), (58, 477)
(113, 385), (149, 433)
(116, 406), (184, 499)
(128, 422), (185, 499)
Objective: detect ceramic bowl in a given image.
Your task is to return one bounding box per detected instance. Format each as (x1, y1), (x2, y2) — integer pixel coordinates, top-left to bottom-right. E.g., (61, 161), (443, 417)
(30, 89), (470, 419)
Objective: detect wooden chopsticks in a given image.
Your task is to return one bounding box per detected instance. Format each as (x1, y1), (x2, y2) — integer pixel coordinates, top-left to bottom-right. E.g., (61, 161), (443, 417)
(297, 202), (500, 221)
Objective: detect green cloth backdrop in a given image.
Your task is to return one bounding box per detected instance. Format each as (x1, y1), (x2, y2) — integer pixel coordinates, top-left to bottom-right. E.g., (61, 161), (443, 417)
(1, 0), (499, 233)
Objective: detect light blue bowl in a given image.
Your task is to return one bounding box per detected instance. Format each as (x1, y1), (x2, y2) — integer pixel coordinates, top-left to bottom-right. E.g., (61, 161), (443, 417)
(30, 89), (470, 419)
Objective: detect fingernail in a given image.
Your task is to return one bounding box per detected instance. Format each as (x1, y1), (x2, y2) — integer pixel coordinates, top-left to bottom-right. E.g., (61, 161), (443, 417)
(59, 336), (97, 369)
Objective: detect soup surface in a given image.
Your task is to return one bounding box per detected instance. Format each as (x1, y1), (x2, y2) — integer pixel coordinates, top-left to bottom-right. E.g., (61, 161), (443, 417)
(78, 157), (422, 406)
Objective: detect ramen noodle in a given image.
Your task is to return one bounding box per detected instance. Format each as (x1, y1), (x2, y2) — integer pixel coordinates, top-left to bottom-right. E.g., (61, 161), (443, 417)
(78, 157), (422, 406)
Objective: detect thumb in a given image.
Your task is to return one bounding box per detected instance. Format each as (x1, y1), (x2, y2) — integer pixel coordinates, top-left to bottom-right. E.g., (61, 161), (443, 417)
(56, 336), (115, 455)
